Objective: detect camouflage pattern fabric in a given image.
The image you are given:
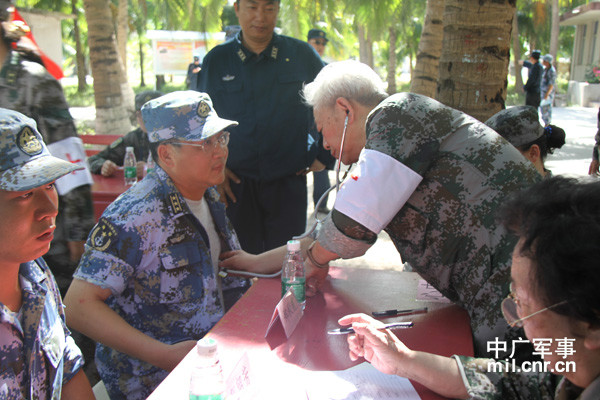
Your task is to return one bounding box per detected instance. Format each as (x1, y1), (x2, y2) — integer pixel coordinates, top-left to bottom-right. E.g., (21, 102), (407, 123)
(453, 355), (600, 400)
(0, 259), (84, 399)
(74, 166), (249, 400)
(366, 93), (541, 356)
(540, 65), (556, 126)
(0, 51), (94, 244)
(87, 127), (150, 174)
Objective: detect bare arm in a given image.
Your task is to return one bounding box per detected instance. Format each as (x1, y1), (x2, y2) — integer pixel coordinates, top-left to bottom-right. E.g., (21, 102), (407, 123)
(219, 237), (313, 274)
(61, 369), (95, 400)
(64, 279), (195, 372)
(339, 313), (469, 399)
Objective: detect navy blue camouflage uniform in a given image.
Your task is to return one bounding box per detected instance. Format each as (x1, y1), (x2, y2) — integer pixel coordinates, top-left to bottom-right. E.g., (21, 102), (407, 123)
(74, 165), (249, 399)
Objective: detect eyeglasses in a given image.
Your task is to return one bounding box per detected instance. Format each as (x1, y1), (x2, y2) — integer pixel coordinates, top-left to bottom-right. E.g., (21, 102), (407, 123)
(167, 131), (230, 153)
(501, 283), (569, 328)
(314, 40), (327, 46)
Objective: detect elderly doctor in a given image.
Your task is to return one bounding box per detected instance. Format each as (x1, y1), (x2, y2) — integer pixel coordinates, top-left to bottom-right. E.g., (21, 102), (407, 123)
(220, 60), (540, 357)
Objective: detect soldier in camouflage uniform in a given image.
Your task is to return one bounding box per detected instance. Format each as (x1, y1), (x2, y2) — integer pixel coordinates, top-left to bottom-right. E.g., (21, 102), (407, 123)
(485, 106), (566, 178)
(337, 177), (600, 400)
(87, 90), (163, 178)
(0, 3), (94, 289)
(299, 60), (540, 357)
(64, 91), (251, 399)
(0, 108), (94, 399)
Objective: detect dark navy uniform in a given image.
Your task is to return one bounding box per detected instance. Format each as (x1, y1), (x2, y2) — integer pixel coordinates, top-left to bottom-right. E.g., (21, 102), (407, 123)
(198, 32), (329, 254)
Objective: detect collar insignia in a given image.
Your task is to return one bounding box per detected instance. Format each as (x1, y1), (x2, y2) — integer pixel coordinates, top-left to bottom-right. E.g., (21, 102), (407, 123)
(237, 48), (246, 62)
(170, 193), (183, 214)
(271, 46), (278, 59)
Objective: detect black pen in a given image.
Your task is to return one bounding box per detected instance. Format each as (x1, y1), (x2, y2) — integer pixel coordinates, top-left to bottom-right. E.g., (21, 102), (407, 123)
(328, 321), (414, 335)
(371, 307), (428, 318)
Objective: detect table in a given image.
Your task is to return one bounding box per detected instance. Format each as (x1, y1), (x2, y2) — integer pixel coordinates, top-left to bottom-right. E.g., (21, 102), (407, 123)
(148, 267), (473, 399)
(90, 169), (128, 221)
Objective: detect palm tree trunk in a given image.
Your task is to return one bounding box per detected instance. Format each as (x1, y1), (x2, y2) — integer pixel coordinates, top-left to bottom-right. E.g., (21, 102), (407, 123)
(512, 10), (523, 93)
(387, 27), (398, 94)
(71, 0), (87, 92)
(83, 0), (134, 135)
(410, 0), (444, 99)
(117, 0), (128, 78)
(438, 0), (515, 122)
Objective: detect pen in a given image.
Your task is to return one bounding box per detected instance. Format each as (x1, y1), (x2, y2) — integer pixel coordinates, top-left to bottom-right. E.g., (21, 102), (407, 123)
(371, 307), (428, 317)
(327, 321), (414, 335)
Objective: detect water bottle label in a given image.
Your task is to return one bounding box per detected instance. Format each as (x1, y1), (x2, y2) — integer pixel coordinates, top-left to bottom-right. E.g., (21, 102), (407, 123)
(189, 395), (223, 400)
(124, 166), (136, 178)
(282, 278), (306, 303)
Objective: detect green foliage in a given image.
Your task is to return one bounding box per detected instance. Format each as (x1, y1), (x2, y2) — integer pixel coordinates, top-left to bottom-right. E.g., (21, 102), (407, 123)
(63, 83), (95, 107)
(585, 65), (600, 84)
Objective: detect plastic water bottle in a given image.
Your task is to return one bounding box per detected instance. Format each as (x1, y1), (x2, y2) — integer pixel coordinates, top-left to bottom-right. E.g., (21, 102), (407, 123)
(189, 338), (225, 400)
(145, 152), (155, 176)
(123, 146), (137, 186)
(281, 239), (306, 309)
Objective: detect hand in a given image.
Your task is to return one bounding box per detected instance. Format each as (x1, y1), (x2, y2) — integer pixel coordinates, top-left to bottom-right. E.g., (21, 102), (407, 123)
(101, 160), (118, 177)
(216, 168), (240, 207)
(219, 250), (259, 272)
(193, 67), (201, 74)
(159, 340), (197, 371)
(136, 161), (146, 179)
(518, 60), (524, 66)
(304, 258), (329, 297)
(338, 313), (411, 376)
(297, 159), (326, 176)
(589, 159), (599, 175)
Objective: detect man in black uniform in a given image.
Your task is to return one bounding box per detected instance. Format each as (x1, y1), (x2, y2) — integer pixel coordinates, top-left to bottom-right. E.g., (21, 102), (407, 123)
(520, 50), (543, 108)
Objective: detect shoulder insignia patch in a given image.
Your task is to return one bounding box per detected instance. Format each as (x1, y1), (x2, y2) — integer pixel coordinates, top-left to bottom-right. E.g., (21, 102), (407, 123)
(90, 218), (117, 251)
(109, 137), (124, 149)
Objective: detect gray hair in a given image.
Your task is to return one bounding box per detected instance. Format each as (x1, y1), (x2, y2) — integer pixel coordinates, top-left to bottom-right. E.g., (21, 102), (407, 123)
(302, 60), (388, 110)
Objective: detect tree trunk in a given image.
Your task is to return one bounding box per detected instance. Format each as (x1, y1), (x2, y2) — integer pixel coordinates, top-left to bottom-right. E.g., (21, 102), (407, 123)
(139, 40), (145, 87)
(438, 0), (515, 122)
(83, 0), (134, 135)
(410, 0), (444, 99)
(387, 27), (398, 94)
(358, 25), (374, 68)
(71, 0), (87, 92)
(512, 11), (523, 92)
(117, 0), (128, 78)
(549, 0), (559, 62)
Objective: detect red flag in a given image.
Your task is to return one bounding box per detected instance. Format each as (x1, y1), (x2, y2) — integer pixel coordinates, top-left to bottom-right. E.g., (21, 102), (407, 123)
(10, 8), (64, 80)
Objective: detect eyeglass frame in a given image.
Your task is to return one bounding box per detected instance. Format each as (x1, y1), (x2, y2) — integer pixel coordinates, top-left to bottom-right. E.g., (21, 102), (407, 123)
(164, 131), (230, 153)
(313, 39), (327, 46)
(501, 283), (569, 328)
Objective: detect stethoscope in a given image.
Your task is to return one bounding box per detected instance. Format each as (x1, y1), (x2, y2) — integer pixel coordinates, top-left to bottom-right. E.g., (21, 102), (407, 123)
(219, 113), (352, 278)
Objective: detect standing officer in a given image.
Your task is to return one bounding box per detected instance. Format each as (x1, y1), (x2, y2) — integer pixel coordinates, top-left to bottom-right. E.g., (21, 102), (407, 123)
(197, 0), (332, 254)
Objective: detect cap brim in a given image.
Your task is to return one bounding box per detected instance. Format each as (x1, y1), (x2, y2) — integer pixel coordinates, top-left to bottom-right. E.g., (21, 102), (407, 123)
(0, 154), (82, 191)
(188, 117), (239, 141)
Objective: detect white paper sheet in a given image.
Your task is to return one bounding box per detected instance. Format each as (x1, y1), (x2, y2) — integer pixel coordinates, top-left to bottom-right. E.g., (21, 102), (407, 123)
(303, 362), (421, 399)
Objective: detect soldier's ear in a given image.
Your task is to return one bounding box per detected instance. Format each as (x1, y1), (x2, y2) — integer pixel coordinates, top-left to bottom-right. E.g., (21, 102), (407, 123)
(157, 143), (175, 167)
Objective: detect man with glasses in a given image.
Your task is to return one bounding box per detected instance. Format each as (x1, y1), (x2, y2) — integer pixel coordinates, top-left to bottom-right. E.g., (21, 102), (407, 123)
(64, 91), (250, 400)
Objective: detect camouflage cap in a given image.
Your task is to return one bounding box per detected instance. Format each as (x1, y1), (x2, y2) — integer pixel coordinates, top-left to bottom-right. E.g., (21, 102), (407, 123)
(141, 90), (238, 143)
(0, 108), (81, 191)
(135, 90), (163, 111)
(485, 106), (544, 148)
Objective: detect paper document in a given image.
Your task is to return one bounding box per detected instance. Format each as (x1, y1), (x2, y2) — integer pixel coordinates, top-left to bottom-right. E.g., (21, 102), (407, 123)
(304, 362), (420, 399)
